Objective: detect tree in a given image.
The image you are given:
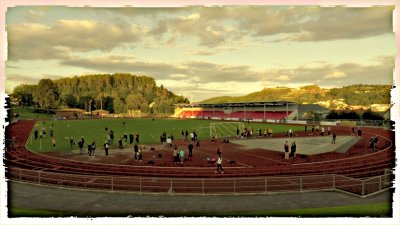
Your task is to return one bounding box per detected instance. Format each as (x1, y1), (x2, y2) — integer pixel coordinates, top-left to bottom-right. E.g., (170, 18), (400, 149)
(103, 96), (114, 113)
(326, 111), (340, 119)
(126, 94), (149, 112)
(113, 97), (126, 114)
(362, 110), (384, 120)
(11, 84), (36, 106)
(33, 79), (60, 110)
(61, 94), (77, 108)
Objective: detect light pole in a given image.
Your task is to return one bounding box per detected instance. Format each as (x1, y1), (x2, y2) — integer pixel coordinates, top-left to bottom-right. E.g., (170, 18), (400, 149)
(89, 99), (92, 118)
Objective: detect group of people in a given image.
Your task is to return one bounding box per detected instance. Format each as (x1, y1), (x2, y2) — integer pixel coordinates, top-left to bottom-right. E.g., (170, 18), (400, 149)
(304, 125), (331, 136)
(180, 129), (198, 142)
(236, 127), (274, 140)
(284, 141), (297, 159)
(172, 142), (195, 164)
(351, 127), (363, 137)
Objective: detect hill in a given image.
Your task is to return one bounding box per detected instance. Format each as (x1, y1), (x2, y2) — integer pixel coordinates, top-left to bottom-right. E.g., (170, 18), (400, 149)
(10, 73), (189, 114)
(200, 84), (391, 109)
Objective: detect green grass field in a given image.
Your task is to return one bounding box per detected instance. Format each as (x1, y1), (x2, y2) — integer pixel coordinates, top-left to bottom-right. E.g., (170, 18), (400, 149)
(9, 202), (391, 217)
(9, 107), (55, 120)
(26, 118), (304, 153)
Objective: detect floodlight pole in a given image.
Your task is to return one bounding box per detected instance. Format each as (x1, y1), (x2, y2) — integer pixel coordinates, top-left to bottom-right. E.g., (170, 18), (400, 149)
(286, 102), (289, 120)
(89, 99), (92, 118)
(263, 104), (266, 121)
(244, 105), (246, 120)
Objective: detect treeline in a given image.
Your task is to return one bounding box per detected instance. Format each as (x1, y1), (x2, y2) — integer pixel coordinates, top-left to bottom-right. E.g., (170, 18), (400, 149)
(200, 84), (391, 107)
(326, 110), (384, 120)
(10, 73), (189, 114)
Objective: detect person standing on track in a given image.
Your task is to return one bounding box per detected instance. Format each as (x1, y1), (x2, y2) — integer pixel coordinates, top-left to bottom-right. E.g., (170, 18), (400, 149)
(78, 140), (83, 155)
(215, 154), (224, 174)
(173, 145), (179, 164)
(284, 141), (289, 153)
(104, 141), (109, 156)
(134, 143), (139, 160)
(188, 142), (194, 157)
(331, 132), (337, 144)
(290, 141), (296, 158)
(91, 141), (96, 156)
(138, 146), (143, 162)
(118, 137), (123, 149)
(179, 147), (185, 164)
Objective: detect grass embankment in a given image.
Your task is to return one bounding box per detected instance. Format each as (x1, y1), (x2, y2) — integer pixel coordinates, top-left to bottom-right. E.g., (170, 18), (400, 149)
(10, 202), (391, 217)
(9, 107), (55, 120)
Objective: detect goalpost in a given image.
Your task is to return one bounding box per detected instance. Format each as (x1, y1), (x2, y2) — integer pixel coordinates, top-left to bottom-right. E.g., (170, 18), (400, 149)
(210, 122), (245, 138)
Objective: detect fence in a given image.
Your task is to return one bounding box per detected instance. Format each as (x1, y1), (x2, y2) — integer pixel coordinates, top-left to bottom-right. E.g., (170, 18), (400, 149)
(7, 168), (393, 197)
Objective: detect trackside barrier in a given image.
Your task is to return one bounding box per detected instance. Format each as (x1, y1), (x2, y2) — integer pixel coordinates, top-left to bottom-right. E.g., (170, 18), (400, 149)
(7, 168), (393, 197)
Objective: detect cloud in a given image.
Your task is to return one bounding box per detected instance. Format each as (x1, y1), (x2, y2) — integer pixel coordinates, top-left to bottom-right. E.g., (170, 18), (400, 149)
(169, 74), (187, 79)
(24, 9), (45, 22)
(7, 20), (145, 60)
(156, 79), (264, 101)
(263, 56), (394, 87)
(7, 6), (393, 62)
(150, 7), (234, 47)
(272, 6), (394, 42)
(5, 73), (67, 93)
(60, 54), (264, 83)
(323, 71), (347, 79)
(60, 55), (185, 79)
(6, 54), (394, 99)
(144, 5), (394, 49)
(276, 75), (291, 81)
(188, 49), (215, 56)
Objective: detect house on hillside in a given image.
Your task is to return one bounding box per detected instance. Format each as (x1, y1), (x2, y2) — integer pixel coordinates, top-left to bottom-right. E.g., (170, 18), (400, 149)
(91, 109), (110, 117)
(55, 108), (85, 119)
(298, 104), (330, 120)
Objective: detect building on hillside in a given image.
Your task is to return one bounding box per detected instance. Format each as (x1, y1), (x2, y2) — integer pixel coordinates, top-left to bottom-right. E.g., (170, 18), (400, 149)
(91, 109), (110, 117)
(55, 109), (85, 119)
(370, 104), (391, 113)
(370, 104), (392, 120)
(297, 104), (330, 120)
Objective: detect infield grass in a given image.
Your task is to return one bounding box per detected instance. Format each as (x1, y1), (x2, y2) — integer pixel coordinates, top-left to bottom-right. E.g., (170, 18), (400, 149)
(26, 118), (304, 153)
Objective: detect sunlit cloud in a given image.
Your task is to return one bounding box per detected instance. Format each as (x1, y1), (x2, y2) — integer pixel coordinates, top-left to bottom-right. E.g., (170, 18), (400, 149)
(5, 5), (395, 100)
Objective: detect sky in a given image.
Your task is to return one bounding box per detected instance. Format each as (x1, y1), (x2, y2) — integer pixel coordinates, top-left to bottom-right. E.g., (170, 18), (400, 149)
(4, 5), (397, 102)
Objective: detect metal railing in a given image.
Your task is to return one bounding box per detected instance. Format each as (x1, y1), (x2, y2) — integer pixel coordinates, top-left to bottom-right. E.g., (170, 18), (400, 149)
(7, 168), (393, 197)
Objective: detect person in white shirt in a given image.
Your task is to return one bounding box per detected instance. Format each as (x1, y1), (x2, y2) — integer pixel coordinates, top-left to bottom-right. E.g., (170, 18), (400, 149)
(215, 155), (224, 174)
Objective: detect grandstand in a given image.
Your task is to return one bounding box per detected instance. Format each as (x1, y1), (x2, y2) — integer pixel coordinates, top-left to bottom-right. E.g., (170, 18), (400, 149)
(174, 101), (299, 122)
